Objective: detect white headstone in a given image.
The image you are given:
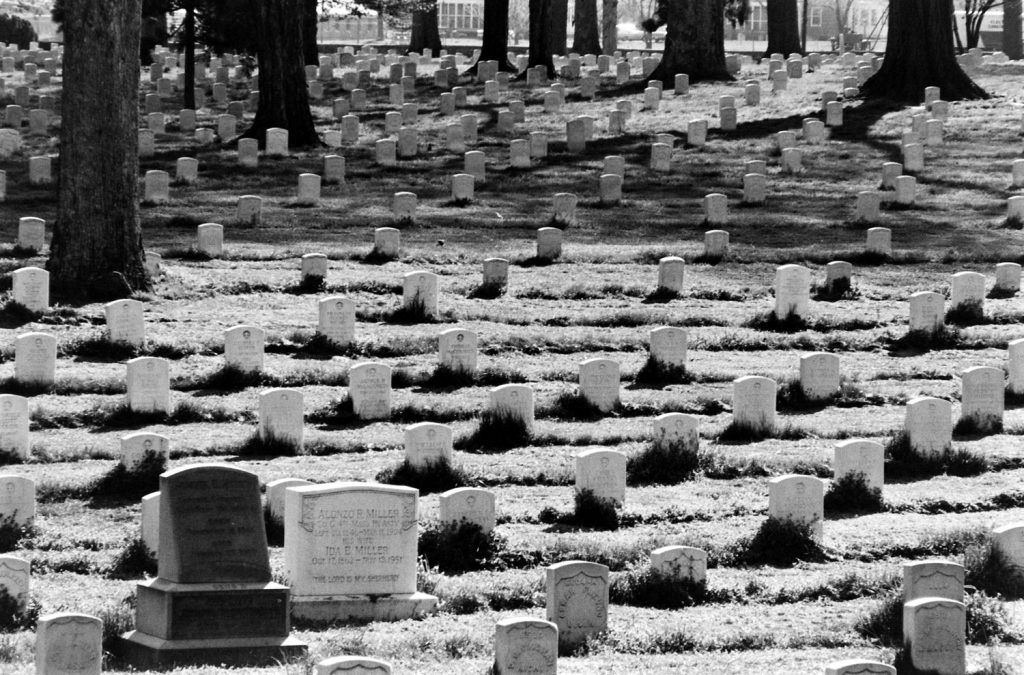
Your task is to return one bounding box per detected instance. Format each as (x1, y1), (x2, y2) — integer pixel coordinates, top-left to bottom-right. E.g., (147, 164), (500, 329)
(960, 366), (1003, 431)
(14, 332), (55, 387)
(578, 358), (620, 412)
(833, 440), (884, 492)
(732, 376), (776, 431)
(0, 473), (33, 525)
(224, 325), (265, 373)
(119, 432), (169, 471)
(908, 291), (944, 334)
(35, 613), (103, 675)
(11, 266), (48, 312)
(768, 474), (825, 540)
(126, 357), (170, 414)
(493, 617), (557, 675)
(349, 362), (392, 420)
(105, 299), (145, 347)
(902, 598), (966, 675)
(905, 396), (952, 457)
(544, 561), (608, 649)
(774, 264), (811, 319)
(799, 352), (840, 400)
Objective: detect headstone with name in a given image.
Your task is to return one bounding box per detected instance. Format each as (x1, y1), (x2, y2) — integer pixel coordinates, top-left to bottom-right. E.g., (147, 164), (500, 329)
(950, 271), (985, 311)
(732, 376), (776, 432)
(768, 474), (825, 539)
(960, 366), (1003, 432)
(120, 433), (169, 471)
(122, 464), (306, 667)
(493, 617), (558, 675)
(402, 271), (438, 318)
(126, 357), (171, 414)
(908, 291), (944, 333)
(105, 299), (145, 347)
(284, 482), (437, 621)
(774, 264), (811, 319)
(349, 362), (392, 420)
(833, 440), (884, 492)
(575, 449), (627, 506)
(196, 223), (223, 257)
(0, 474), (33, 524)
(404, 422), (453, 468)
(438, 328), (477, 374)
(14, 332), (55, 388)
(0, 555), (29, 611)
(799, 352), (840, 400)
(489, 384), (534, 429)
(36, 613), (103, 675)
(650, 545), (706, 583)
(649, 326), (686, 368)
(902, 598), (966, 675)
(12, 266), (48, 312)
(258, 389), (304, 449)
(905, 396), (952, 457)
(373, 227), (400, 258)
(652, 412), (699, 451)
(545, 561), (608, 649)
(578, 359), (620, 412)
(224, 325), (265, 373)
(438, 487), (496, 533)
(318, 296), (355, 347)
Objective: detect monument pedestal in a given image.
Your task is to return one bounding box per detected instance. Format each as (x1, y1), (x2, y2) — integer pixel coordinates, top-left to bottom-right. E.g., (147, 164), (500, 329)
(122, 579), (306, 667)
(291, 591), (437, 623)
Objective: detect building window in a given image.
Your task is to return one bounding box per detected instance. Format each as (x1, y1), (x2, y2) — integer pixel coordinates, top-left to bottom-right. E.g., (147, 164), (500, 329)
(810, 7), (823, 27)
(750, 5), (767, 32)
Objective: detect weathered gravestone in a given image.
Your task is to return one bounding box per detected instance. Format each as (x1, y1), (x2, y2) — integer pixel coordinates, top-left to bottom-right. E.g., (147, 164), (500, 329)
(126, 357), (170, 414)
(318, 297), (355, 347)
(904, 560), (964, 602)
(657, 256), (684, 293)
(122, 465), (305, 667)
(653, 412), (699, 451)
(575, 449), (626, 505)
(833, 440), (884, 493)
(650, 545), (707, 583)
(120, 433), (169, 471)
(732, 376), (776, 432)
(482, 258), (509, 289)
(578, 358), (620, 412)
(905, 396), (952, 457)
(284, 482), (438, 621)
(349, 362), (392, 420)
(439, 487), (496, 533)
(105, 298), (145, 346)
(773, 265), (811, 320)
(903, 598), (966, 675)
(824, 660), (895, 675)
(196, 223), (223, 257)
(36, 613), (103, 674)
(224, 325), (265, 373)
(768, 474), (825, 540)
(12, 266), (48, 312)
(0, 474), (33, 525)
(799, 352), (840, 400)
(438, 328), (477, 374)
(493, 617), (558, 675)
(0, 554), (28, 611)
(993, 523), (1024, 580)
(995, 262), (1021, 294)
(0, 398), (29, 461)
(258, 389), (304, 450)
(301, 254), (328, 285)
(960, 366), (1003, 432)
(949, 271), (985, 312)
(489, 384), (534, 428)
(403, 271), (439, 319)
(141, 492), (160, 555)
(404, 422), (453, 468)
(373, 227), (400, 259)
(908, 291), (944, 334)
(14, 332), (55, 388)
(314, 656), (393, 674)
(649, 326), (686, 368)
(17, 216), (44, 252)
(545, 561), (608, 649)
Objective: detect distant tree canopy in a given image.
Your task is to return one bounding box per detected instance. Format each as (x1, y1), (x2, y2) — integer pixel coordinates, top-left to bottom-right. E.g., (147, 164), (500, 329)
(0, 13), (37, 49)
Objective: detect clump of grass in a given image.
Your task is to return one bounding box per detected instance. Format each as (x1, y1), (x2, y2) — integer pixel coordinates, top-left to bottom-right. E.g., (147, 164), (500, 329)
(161, 246), (211, 261)
(362, 247), (398, 264)
(717, 419), (776, 443)
(0, 587), (39, 632)
(643, 287), (679, 303)
(627, 439), (704, 486)
(824, 472), (885, 515)
(468, 280), (506, 299)
(965, 538), (1024, 599)
(857, 588), (1020, 647)
(744, 308), (808, 333)
(0, 299), (40, 327)
(418, 519), (507, 574)
(609, 564), (708, 609)
(946, 300), (986, 326)
(538, 489), (619, 531)
(384, 294), (436, 324)
(988, 284), (1017, 299)
(59, 333), (142, 361)
(375, 458), (474, 496)
(90, 450), (166, 503)
(727, 517), (826, 567)
(853, 589), (902, 645)
(425, 364), (476, 389)
(812, 276), (859, 301)
(178, 363), (266, 392)
(308, 394), (363, 427)
(457, 408), (531, 452)
(953, 413), (1003, 438)
(295, 274), (326, 294)
(542, 392), (608, 421)
(233, 431), (301, 458)
(1002, 214), (1024, 230)
(887, 325), (964, 354)
(293, 332), (351, 357)
(106, 537), (157, 579)
(98, 593), (136, 663)
(633, 356), (692, 386)
(884, 430), (989, 479)
(264, 505), (284, 547)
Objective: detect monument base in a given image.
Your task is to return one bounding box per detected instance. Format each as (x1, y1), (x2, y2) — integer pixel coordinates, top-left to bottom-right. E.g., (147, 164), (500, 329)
(290, 591), (438, 623)
(119, 631), (308, 668)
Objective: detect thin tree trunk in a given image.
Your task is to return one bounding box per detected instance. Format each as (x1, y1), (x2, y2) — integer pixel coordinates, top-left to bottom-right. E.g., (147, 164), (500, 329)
(550, 0), (568, 56)
(476, 0), (516, 71)
(303, 0), (319, 64)
(601, 0), (617, 54)
(572, 0), (601, 55)
(1006, 0), (1023, 59)
(245, 0), (319, 147)
(648, 0), (731, 85)
(51, 0), (148, 297)
(409, 0), (443, 56)
(528, 0), (555, 76)
(861, 0), (987, 102)
(377, 13), (384, 40)
(764, 0), (803, 57)
(183, 1), (195, 110)
(801, 0), (808, 52)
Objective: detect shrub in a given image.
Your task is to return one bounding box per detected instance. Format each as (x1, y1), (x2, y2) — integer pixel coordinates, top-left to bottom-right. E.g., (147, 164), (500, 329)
(375, 458), (473, 496)
(953, 413), (1002, 438)
(233, 431), (301, 458)
(633, 356), (692, 386)
(90, 450), (166, 503)
(643, 287), (679, 303)
(385, 294), (436, 324)
(884, 430), (988, 479)
(812, 276), (859, 301)
(295, 274), (325, 294)
(0, 15), (36, 50)
(853, 589), (902, 645)
(856, 588), (1019, 647)
(264, 505), (285, 547)
(426, 364), (476, 389)
(609, 564), (708, 609)
(965, 539), (1024, 599)
(626, 439), (703, 486)
(744, 308), (808, 333)
(457, 408), (531, 452)
(946, 300), (986, 326)
(538, 489), (619, 531)
(0, 586), (38, 633)
(824, 472), (885, 515)
(731, 517), (826, 566)
(418, 519), (507, 574)
(106, 537), (157, 579)
(543, 392), (607, 421)
(469, 280), (506, 299)
(717, 419), (775, 443)
(98, 593), (135, 664)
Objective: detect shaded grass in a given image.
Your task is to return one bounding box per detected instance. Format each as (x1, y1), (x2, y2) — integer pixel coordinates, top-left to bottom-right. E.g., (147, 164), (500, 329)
(945, 299), (986, 327)
(106, 537), (157, 580)
(633, 356), (692, 386)
(812, 276), (860, 301)
(90, 450), (166, 504)
(717, 419), (808, 443)
(721, 517), (827, 567)
(0, 514), (32, 553)
(456, 407), (532, 452)
(232, 430), (301, 458)
(884, 430), (988, 479)
(539, 489), (619, 531)
(626, 439), (704, 486)
(418, 519), (507, 574)
(953, 413), (1003, 439)
(375, 458), (474, 496)
(609, 564), (710, 609)
(824, 472), (885, 515)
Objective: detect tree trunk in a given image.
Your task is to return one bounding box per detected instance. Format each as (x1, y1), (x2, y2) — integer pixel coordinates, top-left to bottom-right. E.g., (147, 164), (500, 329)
(861, 0), (987, 103)
(50, 0), (148, 297)
(763, 0), (803, 58)
(1006, 0), (1023, 60)
(409, 0), (443, 56)
(477, 0), (516, 71)
(245, 0), (319, 147)
(528, 0), (555, 76)
(183, 1), (195, 110)
(648, 0), (731, 85)
(377, 13), (384, 40)
(550, 0), (568, 56)
(601, 0), (617, 54)
(303, 0), (319, 64)
(572, 0), (601, 55)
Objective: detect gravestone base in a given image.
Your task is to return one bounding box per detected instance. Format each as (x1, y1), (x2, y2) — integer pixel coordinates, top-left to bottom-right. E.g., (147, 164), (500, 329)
(290, 591), (438, 622)
(120, 631), (308, 668)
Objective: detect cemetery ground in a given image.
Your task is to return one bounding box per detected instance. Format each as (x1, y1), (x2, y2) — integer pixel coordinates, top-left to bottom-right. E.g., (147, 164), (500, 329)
(2, 57), (1024, 672)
